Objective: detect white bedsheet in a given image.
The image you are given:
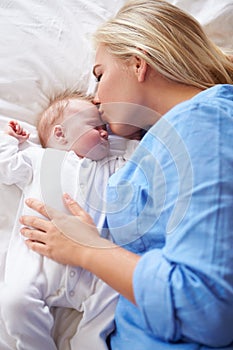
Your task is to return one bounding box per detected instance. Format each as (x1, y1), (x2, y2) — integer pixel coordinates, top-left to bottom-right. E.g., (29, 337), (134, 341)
(0, 0), (232, 349)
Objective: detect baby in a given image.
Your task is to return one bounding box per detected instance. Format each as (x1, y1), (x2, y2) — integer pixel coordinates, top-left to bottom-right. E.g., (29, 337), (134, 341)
(37, 91), (109, 160)
(0, 91), (138, 350)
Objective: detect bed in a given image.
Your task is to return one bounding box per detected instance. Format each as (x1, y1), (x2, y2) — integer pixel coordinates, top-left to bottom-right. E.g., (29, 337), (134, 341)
(0, 0), (232, 349)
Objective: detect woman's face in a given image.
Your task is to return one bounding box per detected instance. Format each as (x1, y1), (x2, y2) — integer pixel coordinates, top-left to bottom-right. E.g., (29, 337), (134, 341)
(93, 44), (145, 137)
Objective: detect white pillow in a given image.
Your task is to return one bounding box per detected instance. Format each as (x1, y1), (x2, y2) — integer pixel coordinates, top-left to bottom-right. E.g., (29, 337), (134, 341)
(0, 0), (126, 126)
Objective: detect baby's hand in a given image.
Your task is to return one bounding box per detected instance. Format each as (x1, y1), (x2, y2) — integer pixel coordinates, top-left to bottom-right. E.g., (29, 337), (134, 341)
(5, 120), (30, 144)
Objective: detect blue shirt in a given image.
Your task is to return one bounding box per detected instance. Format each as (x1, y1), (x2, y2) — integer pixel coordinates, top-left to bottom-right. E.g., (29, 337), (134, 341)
(106, 85), (233, 349)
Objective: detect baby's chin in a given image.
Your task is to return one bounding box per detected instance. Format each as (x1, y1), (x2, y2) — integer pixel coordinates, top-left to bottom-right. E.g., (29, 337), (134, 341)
(85, 141), (110, 161)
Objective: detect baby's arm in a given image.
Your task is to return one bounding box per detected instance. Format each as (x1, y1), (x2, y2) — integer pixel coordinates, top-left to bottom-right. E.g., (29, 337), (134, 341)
(0, 121), (32, 188)
(5, 120), (30, 144)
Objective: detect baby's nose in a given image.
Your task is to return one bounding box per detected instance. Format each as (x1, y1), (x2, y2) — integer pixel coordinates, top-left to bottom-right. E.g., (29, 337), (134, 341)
(93, 94), (100, 105)
(99, 127), (108, 140)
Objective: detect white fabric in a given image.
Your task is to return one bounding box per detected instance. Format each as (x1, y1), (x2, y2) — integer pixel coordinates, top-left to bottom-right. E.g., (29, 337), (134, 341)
(0, 1), (127, 348)
(0, 133), (137, 349)
(168, 0), (233, 53)
(0, 0), (232, 349)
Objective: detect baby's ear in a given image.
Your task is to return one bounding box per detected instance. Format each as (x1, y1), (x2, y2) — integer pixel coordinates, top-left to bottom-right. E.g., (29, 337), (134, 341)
(53, 125), (67, 144)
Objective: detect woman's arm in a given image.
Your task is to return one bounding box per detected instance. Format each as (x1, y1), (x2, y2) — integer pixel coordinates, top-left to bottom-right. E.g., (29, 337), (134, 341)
(20, 195), (140, 304)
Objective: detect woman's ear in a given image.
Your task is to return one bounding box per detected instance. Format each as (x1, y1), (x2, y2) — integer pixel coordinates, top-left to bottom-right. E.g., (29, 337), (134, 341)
(53, 124), (67, 145)
(133, 56), (148, 83)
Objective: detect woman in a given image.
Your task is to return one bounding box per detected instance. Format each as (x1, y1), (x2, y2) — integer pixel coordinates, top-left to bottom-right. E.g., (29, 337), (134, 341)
(20, 0), (233, 348)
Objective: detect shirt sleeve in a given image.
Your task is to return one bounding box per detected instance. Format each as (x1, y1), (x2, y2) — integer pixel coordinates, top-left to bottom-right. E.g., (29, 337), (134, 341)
(0, 134), (33, 189)
(133, 248), (233, 346)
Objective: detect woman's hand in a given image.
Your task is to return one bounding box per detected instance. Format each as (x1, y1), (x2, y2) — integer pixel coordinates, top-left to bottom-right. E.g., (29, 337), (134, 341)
(20, 193), (109, 267)
(20, 193), (140, 303)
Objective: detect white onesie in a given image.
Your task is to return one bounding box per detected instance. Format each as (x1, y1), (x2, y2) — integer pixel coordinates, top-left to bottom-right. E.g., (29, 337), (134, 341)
(0, 134), (138, 350)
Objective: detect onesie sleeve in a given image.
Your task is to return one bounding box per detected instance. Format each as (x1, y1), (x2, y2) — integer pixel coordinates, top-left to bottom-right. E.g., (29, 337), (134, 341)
(0, 134), (33, 189)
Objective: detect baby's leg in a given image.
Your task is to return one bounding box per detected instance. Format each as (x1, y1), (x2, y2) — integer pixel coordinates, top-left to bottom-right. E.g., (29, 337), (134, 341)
(1, 281), (57, 350)
(68, 269), (119, 350)
(0, 311), (16, 350)
(2, 236), (59, 350)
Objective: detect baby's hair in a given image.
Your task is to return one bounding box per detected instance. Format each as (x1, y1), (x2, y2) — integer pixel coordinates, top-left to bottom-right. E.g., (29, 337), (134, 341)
(37, 90), (94, 147)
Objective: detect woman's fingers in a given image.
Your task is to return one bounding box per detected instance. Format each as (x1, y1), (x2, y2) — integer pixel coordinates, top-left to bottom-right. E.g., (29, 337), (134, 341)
(24, 196), (94, 227)
(22, 222), (85, 265)
(21, 226), (57, 259)
(20, 214), (50, 232)
(21, 227), (47, 244)
(63, 193), (83, 216)
(25, 198), (50, 218)
(24, 240), (50, 257)
(21, 196), (100, 249)
(63, 193), (95, 226)
(24, 198), (56, 219)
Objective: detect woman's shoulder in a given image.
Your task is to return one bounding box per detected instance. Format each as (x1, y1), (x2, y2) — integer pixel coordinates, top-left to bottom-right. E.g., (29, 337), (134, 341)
(172, 84), (233, 117)
(150, 84), (233, 133)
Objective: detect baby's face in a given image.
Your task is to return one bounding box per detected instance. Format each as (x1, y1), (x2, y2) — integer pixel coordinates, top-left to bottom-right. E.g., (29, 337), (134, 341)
(62, 99), (109, 160)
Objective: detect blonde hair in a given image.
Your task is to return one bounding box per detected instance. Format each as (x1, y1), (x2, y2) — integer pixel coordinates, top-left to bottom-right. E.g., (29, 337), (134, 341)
(37, 90), (93, 147)
(93, 0), (233, 89)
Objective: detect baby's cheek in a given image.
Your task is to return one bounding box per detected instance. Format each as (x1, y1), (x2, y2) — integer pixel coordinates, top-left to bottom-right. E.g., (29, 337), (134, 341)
(86, 131), (102, 148)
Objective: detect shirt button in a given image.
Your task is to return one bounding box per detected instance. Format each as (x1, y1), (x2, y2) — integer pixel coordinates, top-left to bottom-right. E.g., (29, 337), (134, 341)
(70, 270), (75, 277)
(82, 159), (90, 168)
(69, 291), (75, 297)
(80, 183), (85, 189)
